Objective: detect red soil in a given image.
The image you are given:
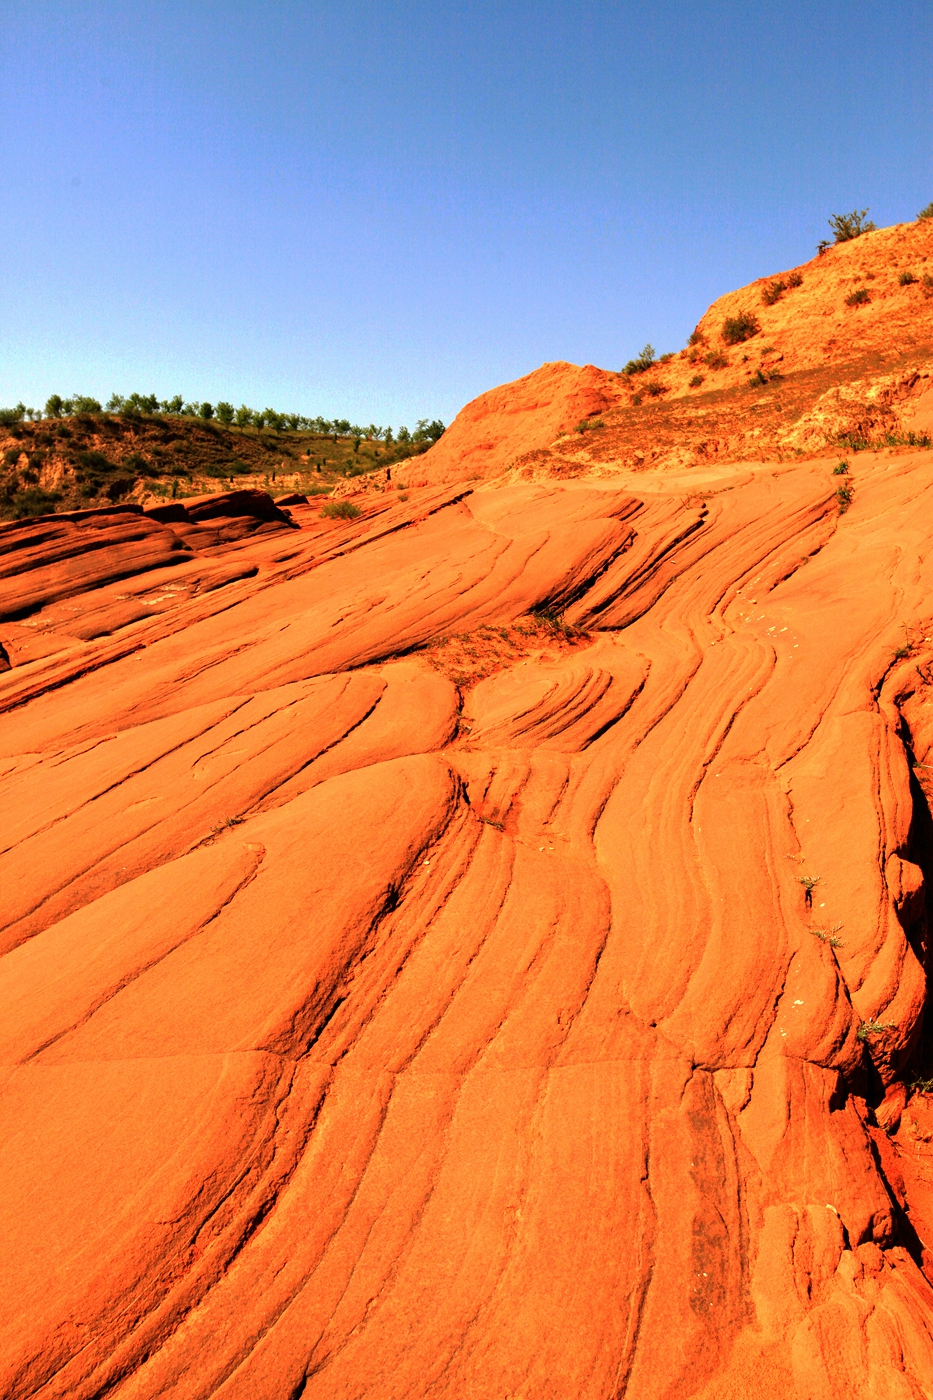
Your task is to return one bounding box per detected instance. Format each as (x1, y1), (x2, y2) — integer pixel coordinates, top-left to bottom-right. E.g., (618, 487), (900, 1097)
(5, 232), (933, 1399)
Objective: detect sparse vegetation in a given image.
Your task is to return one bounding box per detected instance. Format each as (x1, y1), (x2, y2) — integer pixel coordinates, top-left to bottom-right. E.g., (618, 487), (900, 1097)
(643, 380), (666, 398)
(704, 350), (728, 370)
(845, 287), (871, 307)
(622, 344), (657, 376)
(762, 279), (786, 306)
(900, 270), (918, 286)
(748, 369), (769, 388)
(836, 482), (853, 512)
(798, 874), (821, 903)
(722, 312), (760, 345)
(833, 461), (849, 475)
(687, 330), (705, 347)
(810, 923), (844, 948)
(787, 271), (804, 288)
(857, 1019), (896, 1041)
(918, 203), (933, 221)
(688, 374), (705, 388)
(321, 499), (362, 520)
(827, 209), (877, 244)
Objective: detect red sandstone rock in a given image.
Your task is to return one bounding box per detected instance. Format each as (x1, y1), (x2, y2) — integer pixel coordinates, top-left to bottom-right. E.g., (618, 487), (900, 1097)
(3, 396), (933, 1395)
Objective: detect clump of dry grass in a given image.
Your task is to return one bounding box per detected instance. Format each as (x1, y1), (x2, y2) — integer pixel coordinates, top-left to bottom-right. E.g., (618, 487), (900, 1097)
(421, 613), (589, 689)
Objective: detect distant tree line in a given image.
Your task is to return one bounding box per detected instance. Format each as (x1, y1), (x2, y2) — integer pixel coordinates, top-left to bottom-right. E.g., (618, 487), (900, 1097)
(0, 393), (445, 444)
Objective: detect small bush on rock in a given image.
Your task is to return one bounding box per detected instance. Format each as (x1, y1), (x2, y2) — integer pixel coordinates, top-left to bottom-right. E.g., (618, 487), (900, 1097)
(722, 312), (760, 345)
(322, 499), (362, 520)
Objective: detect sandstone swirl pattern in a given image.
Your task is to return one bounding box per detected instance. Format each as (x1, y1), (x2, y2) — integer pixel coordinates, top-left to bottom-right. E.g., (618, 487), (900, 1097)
(2, 459), (933, 1399)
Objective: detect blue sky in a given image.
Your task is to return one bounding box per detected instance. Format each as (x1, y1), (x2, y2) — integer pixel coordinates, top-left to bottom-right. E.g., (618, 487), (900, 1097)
(1, 0), (931, 427)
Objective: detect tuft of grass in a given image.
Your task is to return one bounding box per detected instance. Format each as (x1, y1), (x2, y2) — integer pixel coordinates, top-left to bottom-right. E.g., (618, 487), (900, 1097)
(787, 270), (803, 288)
(810, 922), (844, 948)
(836, 483), (853, 512)
(857, 1019), (896, 1042)
(704, 350), (728, 371)
(321, 499), (362, 520)
(845, 287), (871, 307)
(688, 373), (705, 388)
(643, 380), (667, 398)
(833, 461), (849, 475)
(748, 369), (769, 388)
(917, 203), (933, 222)
(762, 279), (786, 306)
(722, 312), (761, 345)
(798, 874), (821, 898)
(900, 270), (918, 286)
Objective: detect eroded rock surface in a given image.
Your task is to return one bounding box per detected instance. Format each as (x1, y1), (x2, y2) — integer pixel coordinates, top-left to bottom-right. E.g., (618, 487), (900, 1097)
(3, 455), (933, 1398)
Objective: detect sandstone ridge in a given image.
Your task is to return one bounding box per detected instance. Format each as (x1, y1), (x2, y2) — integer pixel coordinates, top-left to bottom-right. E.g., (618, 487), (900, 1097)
(410, 218), (933, 485)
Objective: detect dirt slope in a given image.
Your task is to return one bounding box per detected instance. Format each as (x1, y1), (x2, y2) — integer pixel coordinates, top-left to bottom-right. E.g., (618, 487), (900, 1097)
(411, 218), (933, 485)
(3, 444), (933, 1397)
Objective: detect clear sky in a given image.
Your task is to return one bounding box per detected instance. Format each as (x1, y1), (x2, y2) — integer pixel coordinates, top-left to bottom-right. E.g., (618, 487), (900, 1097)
(1, 0), (931, 427)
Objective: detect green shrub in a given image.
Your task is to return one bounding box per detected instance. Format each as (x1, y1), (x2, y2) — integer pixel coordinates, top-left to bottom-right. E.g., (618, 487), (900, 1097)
(643, 380), (666, 398)
(688, 374), (704, 388)
(0, 403), (26, 427)
(75, 450), (111, 472)
(622, 344), (656, 375)
(845, 287), (870, 306)
(828, 209), (876, 243)
(836, 483), (853, 512)
(215, 401), (235, 425)
(8, 486), (62, 518)
(722, 312), (760, 344)
(748, 369), (769, 387)
(687, 330), (705, 347)
(900, 270), (918, 285)
(658, 352), (674, 364)
(322, 499), (362, 520)
(833, 461), (849, 475)
(917, 203), (933, 221)
(762, 279), (786, 306)
(787, 270), (804, 288)
(704, 350), (728, 370)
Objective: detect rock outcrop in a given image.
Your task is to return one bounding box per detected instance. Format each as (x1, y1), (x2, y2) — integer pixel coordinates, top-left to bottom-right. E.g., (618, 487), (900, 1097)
(6, 221), (933, 1399)
(3, 451), (933, 1398)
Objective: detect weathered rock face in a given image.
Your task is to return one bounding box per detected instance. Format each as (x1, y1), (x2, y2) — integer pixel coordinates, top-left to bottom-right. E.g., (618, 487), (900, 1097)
(3, 455), (933, 1398)
(407, 360), (627, 484)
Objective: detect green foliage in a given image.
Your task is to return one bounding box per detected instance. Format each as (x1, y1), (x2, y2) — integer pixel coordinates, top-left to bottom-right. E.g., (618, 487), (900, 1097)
(833, 461), (849, 475)
(4, 486), (62, 519)
(844, 287), (871, 306)
(828, 209), (876, 243)
(787, 270), (803, 288)
(0, 403), (26, 427)
(622, 344), (656, 375)
(722, 312), (760, 345)
(899, 270), (917, 286)
(704, 350), (728, 370)
(836, 483), (853, 512)
(45, 394), (64, 418)
(748, 368), (769, 387)
(688, 373), (704, 388)
(199, 402), (214, 420)
(762, 279), (786, 306)
(917, 203), (933, 221)
(322, 499), (362, 520)
(643, 380), (666, 398)
(215, 401), (235, 425)
(857, 1019), (895, 1042)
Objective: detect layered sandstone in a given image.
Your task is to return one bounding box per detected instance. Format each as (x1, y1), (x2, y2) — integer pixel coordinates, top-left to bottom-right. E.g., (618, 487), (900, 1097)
(5, 223), (933, 1399)
(2, 448), (933, 1398)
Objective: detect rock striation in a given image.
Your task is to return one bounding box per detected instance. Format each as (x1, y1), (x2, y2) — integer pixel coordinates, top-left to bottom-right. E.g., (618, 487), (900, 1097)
(4, 237), (933, 1399)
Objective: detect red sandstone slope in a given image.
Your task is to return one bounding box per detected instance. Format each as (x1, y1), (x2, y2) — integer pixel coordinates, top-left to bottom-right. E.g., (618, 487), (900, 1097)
(407, 360), (626, 484)
(411, 219), (933, 485)
(3, 450), (933, 1398)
